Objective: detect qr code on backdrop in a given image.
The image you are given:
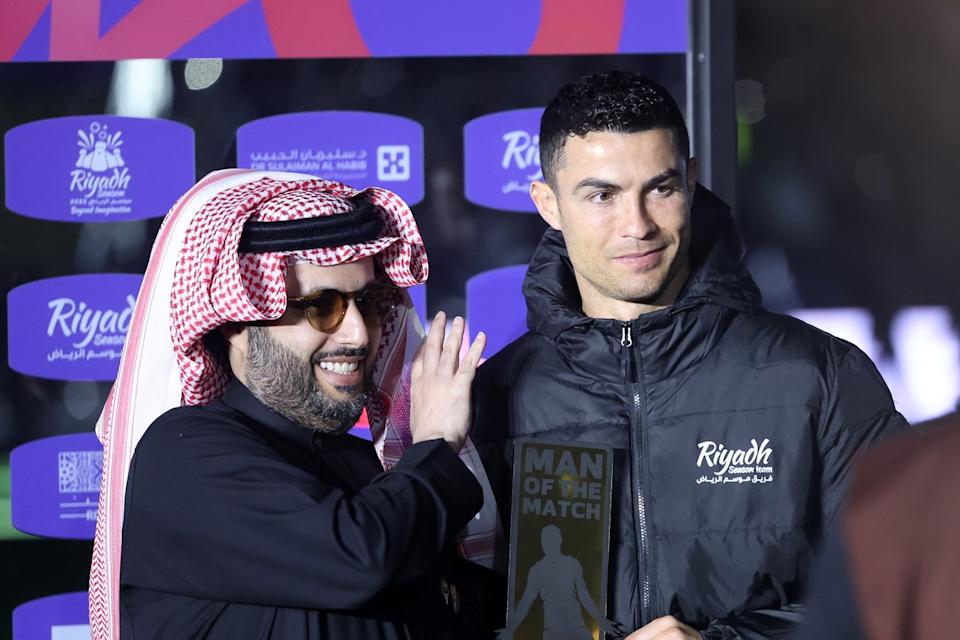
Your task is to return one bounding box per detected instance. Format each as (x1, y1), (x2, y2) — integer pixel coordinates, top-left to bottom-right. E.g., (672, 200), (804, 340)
(58, 451), (103, 493)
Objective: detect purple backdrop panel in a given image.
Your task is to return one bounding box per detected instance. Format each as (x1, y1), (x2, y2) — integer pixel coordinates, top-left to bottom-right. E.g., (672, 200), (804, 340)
(4, 115), (195, 222)
(466, 264), (528, 358)
(464, 108), (543, 213)
(349, 426), (372, 441)
(13, 592), (89, 639)
(350, 0), (540, 57)
(237, 111), (425, 205)
(7, 274), (142, 381)
(619, 0), (688, 53)
(408, 283), (426, 326)
(11, 434), (102, 540)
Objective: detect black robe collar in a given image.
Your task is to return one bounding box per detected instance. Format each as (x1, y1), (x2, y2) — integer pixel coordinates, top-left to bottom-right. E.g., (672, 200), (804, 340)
(219, 377), (362, 455)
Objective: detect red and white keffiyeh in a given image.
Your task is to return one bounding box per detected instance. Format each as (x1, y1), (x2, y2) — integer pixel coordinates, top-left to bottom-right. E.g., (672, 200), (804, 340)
(89, 169), (502, 640)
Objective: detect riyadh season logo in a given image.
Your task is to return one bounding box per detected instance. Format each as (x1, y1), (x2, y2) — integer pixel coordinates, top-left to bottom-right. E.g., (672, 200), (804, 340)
(500, 129), (543, 193)
(69, 121), (131, 215)
(7, 274), (142, 381)
(45, 293), (135, 360)
(75, 121), (126, 174)
(4, 115), (195, 222)
(463, 108), (544, 212)
(695, 438), (775, 485)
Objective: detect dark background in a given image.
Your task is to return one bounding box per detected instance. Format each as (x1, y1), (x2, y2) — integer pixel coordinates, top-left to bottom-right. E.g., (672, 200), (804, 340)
(2, 0), (960, 636)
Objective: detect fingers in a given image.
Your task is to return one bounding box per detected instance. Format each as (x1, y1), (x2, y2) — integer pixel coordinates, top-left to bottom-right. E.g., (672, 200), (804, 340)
(459, 331), (486, 379)
(418, 311), (446, 370)
(439, 315), (465, 373)
(416, 312), (484, 379)
(407, 312), (484, 453)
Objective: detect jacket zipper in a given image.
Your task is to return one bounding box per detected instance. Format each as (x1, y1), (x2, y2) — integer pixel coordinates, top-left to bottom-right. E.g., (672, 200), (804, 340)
(622, 321), (654, 626)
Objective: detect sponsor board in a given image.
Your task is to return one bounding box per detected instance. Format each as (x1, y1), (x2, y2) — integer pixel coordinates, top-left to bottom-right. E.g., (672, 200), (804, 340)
(237, 111), (424, 205)
(466, 265), (527, 357)
(11, 433), (102, 539)
(464, 108), (543, 212)
(7, 274), (142, 381)
(13, 592), (89, 640)
(4, 116), (194, 222)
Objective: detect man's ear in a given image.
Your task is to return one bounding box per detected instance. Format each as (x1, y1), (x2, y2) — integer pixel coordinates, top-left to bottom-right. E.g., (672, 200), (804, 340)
(530, 180), (562, 231)
(218, 323), (250, 384)
(219, 323), (247, 355)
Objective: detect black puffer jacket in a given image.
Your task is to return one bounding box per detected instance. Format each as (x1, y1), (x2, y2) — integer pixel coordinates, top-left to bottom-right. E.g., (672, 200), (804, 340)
(471, 187), (906, 639)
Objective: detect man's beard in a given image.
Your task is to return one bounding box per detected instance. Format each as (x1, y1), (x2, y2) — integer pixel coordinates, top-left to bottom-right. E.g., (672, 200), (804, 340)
(244, 326), (369, 434)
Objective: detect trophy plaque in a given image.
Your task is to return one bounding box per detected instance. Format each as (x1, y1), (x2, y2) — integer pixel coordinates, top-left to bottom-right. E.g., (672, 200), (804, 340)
(504, 439), (614, 640)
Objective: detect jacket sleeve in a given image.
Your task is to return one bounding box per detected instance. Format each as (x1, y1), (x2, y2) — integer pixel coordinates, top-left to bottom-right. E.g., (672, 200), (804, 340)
(699, 606), (805, 639)
(120, 415), (484, 610)
(700, 345), (906, 639)
(814, 344), (908, 525)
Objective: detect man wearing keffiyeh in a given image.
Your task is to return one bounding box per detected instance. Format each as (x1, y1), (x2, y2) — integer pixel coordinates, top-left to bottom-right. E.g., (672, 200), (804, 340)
(88, 169), (505, 639)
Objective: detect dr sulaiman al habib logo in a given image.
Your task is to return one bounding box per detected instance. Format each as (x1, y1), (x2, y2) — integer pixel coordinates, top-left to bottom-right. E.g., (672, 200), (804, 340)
(237, 112), (425, 205)
(696, 438), (775, 485)
(376, 145), (411, 181)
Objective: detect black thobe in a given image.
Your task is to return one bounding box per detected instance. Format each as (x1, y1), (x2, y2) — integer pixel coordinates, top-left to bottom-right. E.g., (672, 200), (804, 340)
(119, 380), (499, 639)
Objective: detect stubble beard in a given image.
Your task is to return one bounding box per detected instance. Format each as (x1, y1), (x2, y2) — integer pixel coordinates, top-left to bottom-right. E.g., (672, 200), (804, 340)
(573, 244), (683, 308)
(244, 326), (369, 434)
(616, 250), (684, 305)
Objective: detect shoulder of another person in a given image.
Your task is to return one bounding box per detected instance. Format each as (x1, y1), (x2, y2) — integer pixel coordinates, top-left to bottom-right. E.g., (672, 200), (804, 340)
(475, 331), (557, 385)
(856, 417), (960, 492)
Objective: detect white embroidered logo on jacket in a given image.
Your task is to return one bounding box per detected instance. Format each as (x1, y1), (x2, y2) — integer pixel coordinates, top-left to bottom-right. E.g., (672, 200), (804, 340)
(695, 438), (775, 485)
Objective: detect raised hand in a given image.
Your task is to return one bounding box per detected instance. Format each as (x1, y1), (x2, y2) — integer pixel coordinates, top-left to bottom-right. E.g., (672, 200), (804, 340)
(410, 311), (486, 452)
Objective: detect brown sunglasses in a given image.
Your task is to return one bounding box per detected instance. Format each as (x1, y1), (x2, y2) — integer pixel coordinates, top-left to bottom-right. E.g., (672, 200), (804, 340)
(286, 283), (404, 333)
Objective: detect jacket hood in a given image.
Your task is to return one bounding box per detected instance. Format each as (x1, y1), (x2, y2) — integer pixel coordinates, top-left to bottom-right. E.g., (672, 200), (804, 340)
(523, 185), (763, 339)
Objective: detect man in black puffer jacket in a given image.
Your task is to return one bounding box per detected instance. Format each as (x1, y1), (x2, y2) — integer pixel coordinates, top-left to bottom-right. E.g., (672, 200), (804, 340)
(471, 71), (906, 639)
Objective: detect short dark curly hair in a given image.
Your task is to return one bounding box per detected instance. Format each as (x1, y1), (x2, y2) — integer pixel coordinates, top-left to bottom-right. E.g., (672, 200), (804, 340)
(539, 71), (689, 186)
